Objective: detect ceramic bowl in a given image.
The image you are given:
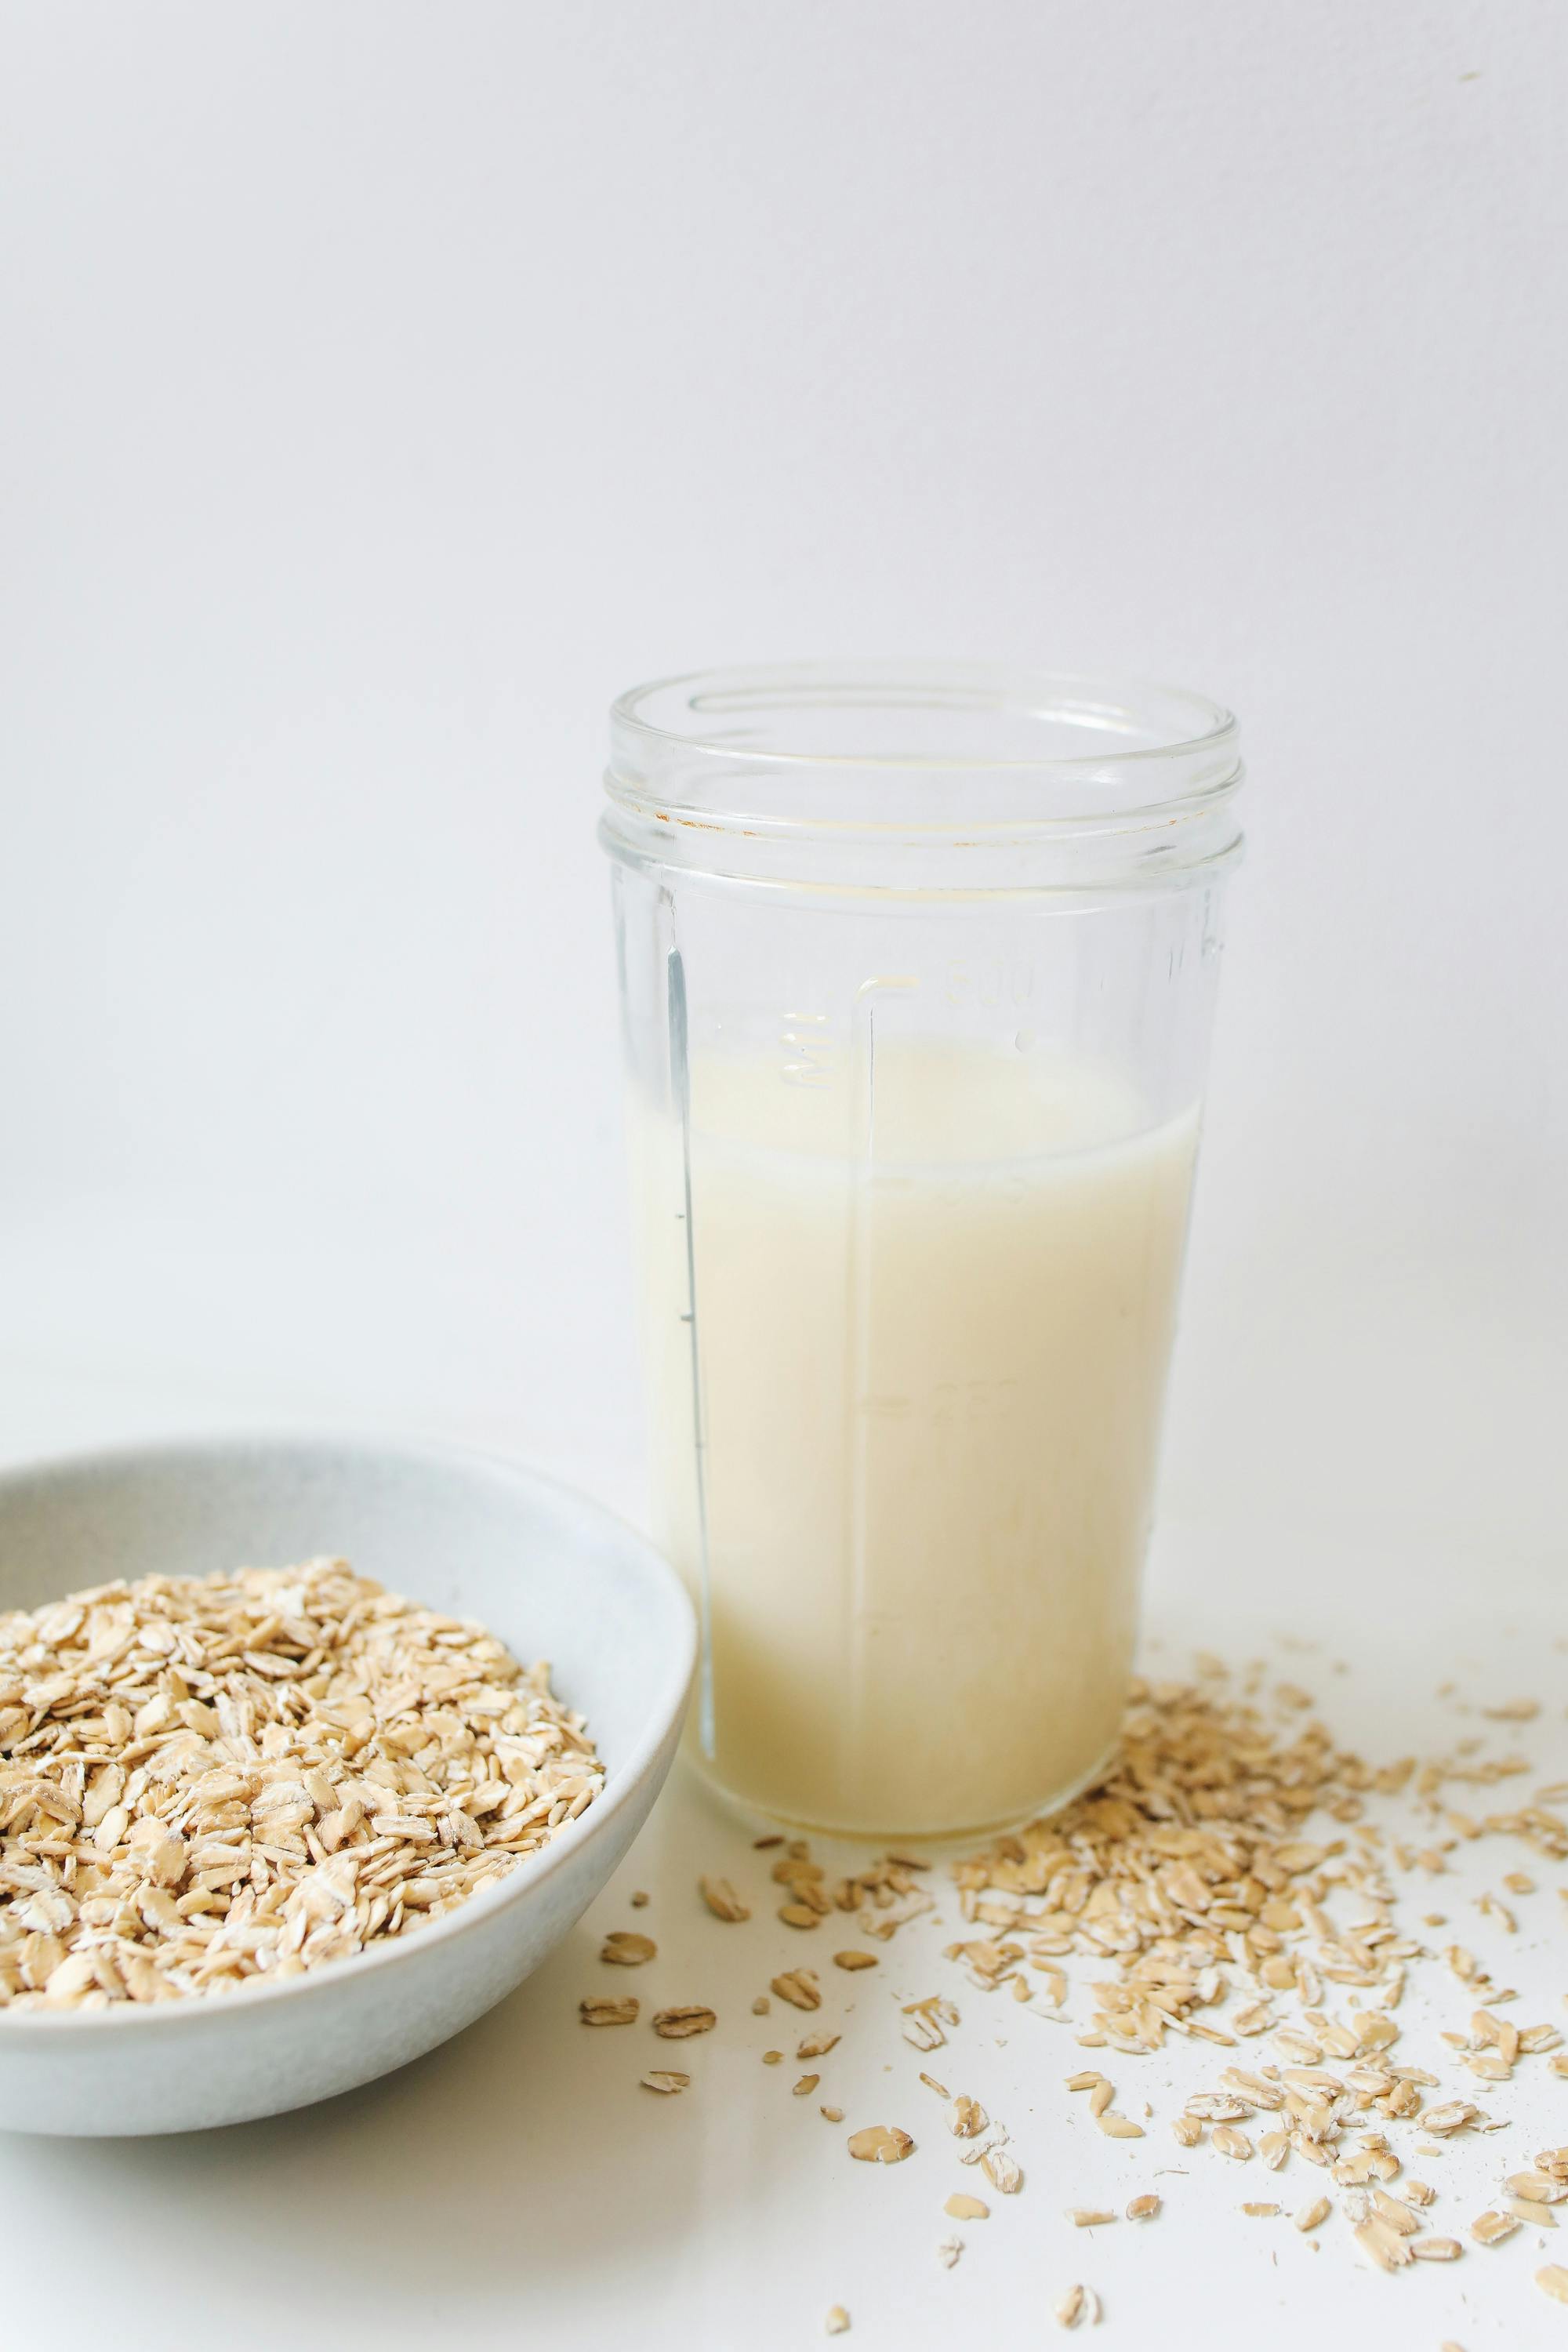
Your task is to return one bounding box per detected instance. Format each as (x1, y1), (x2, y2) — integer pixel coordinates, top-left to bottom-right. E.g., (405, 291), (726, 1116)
(0, 1435), (695, 2136)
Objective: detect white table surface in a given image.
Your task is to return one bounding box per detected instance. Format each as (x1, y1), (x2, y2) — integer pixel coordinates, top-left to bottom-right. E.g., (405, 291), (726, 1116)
(1, 1303), (1563, 2352)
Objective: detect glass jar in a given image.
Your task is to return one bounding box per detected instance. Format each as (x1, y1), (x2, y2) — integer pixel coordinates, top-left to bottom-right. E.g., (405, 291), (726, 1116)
(601, 662), (1243, 1839)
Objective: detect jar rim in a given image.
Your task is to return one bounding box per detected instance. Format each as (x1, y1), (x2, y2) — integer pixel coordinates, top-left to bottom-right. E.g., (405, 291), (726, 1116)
(604, 662), (1243, 890)
(612, 660), (1236, 792)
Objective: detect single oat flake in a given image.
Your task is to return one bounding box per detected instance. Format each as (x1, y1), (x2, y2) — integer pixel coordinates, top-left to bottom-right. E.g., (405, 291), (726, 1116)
(945, 2193), (988, 2220)
(652, 2005), (717, 2039)
(580, 1996), (638, 2027)
(1055, 2284), (1100, 2329)
(699, 1875), (750, 1922)
(640, 2071), (688, 2094)
(771, 1969), (822, 2011)
(825, 2307), (850, 2335)
(601, 1931), (655, 1965)
(848, 2125), (914, 2164)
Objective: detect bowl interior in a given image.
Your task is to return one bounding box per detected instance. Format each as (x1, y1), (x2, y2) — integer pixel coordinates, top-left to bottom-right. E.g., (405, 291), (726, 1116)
(0, 1436), (694, 1784)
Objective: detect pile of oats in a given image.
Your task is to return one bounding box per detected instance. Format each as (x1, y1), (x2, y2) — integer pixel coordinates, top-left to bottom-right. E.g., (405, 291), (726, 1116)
(612, 1650), (1565, 2332)
(944, 1668), (1566, 2285)
(0, 1559), (602, 2008)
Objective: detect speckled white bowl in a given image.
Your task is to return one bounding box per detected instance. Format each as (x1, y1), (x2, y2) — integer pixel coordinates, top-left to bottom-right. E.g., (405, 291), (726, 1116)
(0, 1435), (695, 2136)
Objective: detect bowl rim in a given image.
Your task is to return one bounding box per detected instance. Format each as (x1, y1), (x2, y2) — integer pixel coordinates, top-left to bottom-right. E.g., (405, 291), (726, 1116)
(0, 1430), (697, 2037)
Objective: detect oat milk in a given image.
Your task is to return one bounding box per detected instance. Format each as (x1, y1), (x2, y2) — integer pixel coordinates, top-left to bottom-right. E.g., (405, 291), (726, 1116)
(634, 1039), (1198, 1836)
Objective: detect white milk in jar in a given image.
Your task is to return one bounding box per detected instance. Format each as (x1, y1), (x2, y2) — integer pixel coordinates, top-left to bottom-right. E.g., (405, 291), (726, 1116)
(634, 1037), (1198, 1837)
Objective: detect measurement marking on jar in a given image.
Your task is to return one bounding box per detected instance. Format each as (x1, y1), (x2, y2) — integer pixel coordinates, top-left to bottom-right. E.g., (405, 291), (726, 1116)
(780, 1008), (830, 1087)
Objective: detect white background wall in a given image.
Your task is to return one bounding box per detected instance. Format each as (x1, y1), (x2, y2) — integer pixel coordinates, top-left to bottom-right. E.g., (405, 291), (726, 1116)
(2, 0), (1564, 1573)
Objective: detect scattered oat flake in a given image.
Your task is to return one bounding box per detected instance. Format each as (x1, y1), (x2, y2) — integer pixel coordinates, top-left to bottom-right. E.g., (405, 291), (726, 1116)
(794, 2074), (820, 2096)
(949, 2095), (987, 2138)
(834, 1950), (877, 1971)
(901, 1994), (959, 2051)
(652, 2005), (716, 2039)
(1422, 2102), (1479, 2135)
(771, 1969), (821, 2010)
(580, 1995), (638, 2026)
(1538, 2266), (1568, 2303)
(1186, 2094), (1250, 2122)
(1410, 2237), (1464, 2262)
(762, 2050), (782, 2065)
(1242, 2202), (1280, 2217)
(601, 1930), (656, 1965)
(946, 2193), (989, 2220)
(1069, 2209), (1116, 2228)
(937, 2238), (963, 2269)
(1294, 2196), (1331, 2232)
(1055, 2284), (1099, 2329)
(640, 2070), (688, 2094)
(1356, 2218), (1413, 2272)
(1510, 2196), (1559, 2227)
(750, 1995), (770, 2016)
(983, 2147), (1023, 2194)
(798, 2030), (840, 2059)
(848, 2125), (914, 2164)
(1508, 2173), (1568, 2203)
(630, 1890), (649, 1907)
(821, 2104), (844, 2122)
(825, 2306), (850, 2335)
(1472, 2211), (1520, 2245)
(1098, 2111), (1143, 2139)
(699, 1875), (750, 1922)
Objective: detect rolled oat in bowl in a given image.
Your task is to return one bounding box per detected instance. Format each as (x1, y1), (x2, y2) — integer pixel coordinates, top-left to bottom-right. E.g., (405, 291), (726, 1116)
(0, 1558), (602, 2009)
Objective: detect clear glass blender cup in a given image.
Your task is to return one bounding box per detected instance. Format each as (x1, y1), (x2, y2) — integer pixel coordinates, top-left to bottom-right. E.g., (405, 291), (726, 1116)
(601, 662), (1243, 1839)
